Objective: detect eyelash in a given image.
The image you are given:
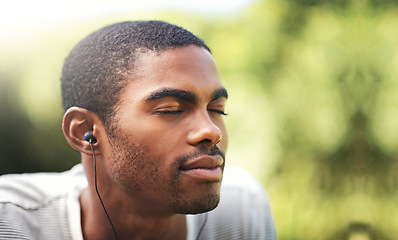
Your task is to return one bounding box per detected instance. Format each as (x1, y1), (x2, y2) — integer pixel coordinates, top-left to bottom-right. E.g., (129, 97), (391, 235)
(208, 109), (228, 116)
(156, 110), (184, 115)
(156, 109), (228, 116)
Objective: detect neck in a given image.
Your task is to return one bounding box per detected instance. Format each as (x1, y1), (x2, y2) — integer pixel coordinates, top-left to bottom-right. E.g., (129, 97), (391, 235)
(80, 187), (187, 240)
(79, 157), (187, 240)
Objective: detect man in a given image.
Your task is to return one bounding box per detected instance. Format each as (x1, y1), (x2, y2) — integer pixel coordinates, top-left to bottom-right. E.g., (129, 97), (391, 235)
(0, 20), (276, 239)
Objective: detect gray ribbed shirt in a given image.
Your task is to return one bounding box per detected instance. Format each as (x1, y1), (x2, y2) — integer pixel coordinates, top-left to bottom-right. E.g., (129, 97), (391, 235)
(0, 164), (276, 240)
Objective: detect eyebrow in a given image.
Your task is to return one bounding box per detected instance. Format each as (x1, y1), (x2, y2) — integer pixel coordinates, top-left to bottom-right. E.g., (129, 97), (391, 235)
(145, 87), (228, 103)
(211, 88), (228, 102)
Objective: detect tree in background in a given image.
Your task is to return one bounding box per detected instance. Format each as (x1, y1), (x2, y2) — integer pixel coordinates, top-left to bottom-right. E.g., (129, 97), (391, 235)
(195, 0), (398, 239)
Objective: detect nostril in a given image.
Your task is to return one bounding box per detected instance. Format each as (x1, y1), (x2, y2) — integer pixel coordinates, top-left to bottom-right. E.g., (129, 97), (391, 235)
(198, 139), (212, 144)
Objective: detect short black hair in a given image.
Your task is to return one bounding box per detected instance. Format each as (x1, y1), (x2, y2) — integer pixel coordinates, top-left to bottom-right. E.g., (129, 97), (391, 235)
(61, 20), (211, 126)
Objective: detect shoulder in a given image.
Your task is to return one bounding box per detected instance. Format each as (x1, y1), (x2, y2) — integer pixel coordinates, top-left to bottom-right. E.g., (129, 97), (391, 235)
(190, 166), (277, 240)
(0, 164), (86, 239)
(219, 165), (272, 215)
(218, 165), (275, 224)
(0, 164), (86, 208)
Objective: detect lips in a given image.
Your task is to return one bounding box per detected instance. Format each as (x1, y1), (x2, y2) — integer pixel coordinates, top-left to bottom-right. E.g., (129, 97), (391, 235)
(180, 155), (224, 181)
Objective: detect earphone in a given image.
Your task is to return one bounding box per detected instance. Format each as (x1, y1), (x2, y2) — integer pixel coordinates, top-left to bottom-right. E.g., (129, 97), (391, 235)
(84, 131), (97, 144)
(85, 131), (118, 240)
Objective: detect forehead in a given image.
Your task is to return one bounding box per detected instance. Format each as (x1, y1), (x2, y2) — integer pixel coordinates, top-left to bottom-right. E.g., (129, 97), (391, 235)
(121, 45), (223, 102)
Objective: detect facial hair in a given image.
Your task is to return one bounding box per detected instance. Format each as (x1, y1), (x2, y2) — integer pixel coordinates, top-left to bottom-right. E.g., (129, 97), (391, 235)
(106, 131), (226, 215)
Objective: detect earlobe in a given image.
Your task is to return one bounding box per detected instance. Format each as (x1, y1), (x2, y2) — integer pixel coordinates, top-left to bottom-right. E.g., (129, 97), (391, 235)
(62, 107), (103, 155)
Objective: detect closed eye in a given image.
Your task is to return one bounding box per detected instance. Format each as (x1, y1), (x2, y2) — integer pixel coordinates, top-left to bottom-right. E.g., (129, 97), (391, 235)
(155, 110), (184, 115)
(208, 109), (228, 116)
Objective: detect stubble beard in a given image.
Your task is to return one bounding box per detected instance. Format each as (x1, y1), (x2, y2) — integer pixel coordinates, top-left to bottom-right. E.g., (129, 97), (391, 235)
(106, 131), (225, 215)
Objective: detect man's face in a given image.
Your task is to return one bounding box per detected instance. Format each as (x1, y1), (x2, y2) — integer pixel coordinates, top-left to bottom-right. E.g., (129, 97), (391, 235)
(104, 46), (228, 215)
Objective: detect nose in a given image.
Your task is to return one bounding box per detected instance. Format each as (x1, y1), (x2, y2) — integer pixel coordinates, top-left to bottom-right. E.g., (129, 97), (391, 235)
(187, 111), (222, 146)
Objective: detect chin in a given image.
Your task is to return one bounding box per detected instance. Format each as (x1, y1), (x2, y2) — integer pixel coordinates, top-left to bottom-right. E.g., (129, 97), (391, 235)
(176, 191), (221, 215)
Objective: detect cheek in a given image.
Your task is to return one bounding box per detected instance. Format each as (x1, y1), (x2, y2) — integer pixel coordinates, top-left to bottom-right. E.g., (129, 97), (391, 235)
(108, 141), (146, 183)
(108, 140), (172, 193)
(140, 123), (187, 153)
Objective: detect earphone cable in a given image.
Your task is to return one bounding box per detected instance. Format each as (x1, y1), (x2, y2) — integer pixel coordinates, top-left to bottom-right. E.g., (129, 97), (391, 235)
(90, 142), (119, 240)
(195, 212), (208, 240)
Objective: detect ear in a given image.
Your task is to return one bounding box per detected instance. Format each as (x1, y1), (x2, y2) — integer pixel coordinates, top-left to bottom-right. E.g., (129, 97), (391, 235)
(62, 107), (105, 156)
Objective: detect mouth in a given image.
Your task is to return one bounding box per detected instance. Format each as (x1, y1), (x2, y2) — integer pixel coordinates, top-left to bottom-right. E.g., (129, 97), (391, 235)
(179, 155), (224, 182)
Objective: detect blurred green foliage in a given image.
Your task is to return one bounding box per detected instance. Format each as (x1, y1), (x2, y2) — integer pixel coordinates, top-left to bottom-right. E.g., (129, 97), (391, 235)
(1, 0), (398, 239)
